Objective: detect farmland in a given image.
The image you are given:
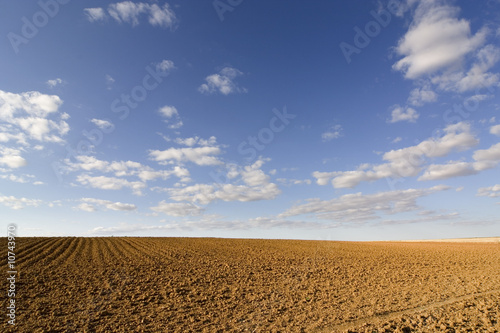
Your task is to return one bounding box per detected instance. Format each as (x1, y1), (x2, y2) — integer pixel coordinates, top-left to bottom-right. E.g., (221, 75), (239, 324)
(1, 237), (499, 332)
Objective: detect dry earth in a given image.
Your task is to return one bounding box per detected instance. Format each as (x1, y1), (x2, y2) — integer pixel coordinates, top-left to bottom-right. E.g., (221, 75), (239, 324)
(1, 237), (499, 332)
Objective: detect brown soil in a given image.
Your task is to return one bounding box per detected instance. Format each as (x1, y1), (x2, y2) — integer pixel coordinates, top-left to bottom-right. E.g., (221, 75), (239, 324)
(1, 237), (499, 332)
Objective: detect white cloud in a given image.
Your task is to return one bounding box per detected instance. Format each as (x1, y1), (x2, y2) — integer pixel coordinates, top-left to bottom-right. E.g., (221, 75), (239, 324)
(392, 137), (403, 143)
(76, 202), (96, 212)
(158, 105), (183, 129)
(174, 136), (217, 147)
(490, 124), (500, 136)
(0, 90), (68, 145)
(393, 0), (487, 79)
(473, 142), (500, 163)
(65, 155), (190, 183)
(76, 198), (137, 212)
(198, 67), (247, 95)
(90, 118), (114, 131)
(84, 8), (106, 22)
(452, 45), (500, 92)
(313, 122), (479, 188)
(0, 195), (42, 210)
(280, 185), (450, 222)
(151, 201), (204, 217)
(312, 171), (338, 186)
(149, 146), (223, 166)
(159, 105), (178, 118)
(76, 174), (146, 195)
(46, 78), (63, 88)
(0, 174), (28, 183)
(408, 87), (437, 106)
(477, 184), (500, 198)
(108, 2), (147, 25)
(156, 59), (175, 72)
(0, 147), (27, 168)
(418, 141), (500, 181)
(87, 2), (177, 28)
(389, 105), (419, 123)
(167, 182), (281, 205)
(147, 3), (177, 28)
(277, 178), (312, 186)
(322, 125), (343, 141)
(163, 159), (281, 204)
(0, 173), (39, 184)
(418, 161), (478, 181)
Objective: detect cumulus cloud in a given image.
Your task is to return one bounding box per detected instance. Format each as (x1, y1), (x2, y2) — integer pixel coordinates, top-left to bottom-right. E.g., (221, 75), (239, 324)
(75, 198), (137, 212)
(408, 87), (437, 106)
(198, 67), (247, 95)
(389, 105), (419, 123)
(158, 159), (281, 204)
(149, 146), (223, 166)
(393, 0), (500, 95)
(76, 174), (146, 195)
(418, 161), (478, 180)
(46, 78), (63, 88)
(156, 59), (175, 72)
(0, 195), (42, 210)
(85, 2), (177, 29)
(174, 136), (217, 147)
(490, 124), (500, 136)
(280, 185), (450, 222)
(90, 118), (114, 131)
(313, 122), (479, 188)
(158, 105), (183, 129)
(477, 184), (500, 198)
(277, 178), (312, 186)
(472, 142), (500, 164)
(0, 173), (41, 185)
(393, 0), (487, 79)
(150, 201), (204, 217)
(0, 147), (27, 168)
(84, 8), (106, 22)
(65, 155), (191, 183)
(0, 90), (69, 148)
(392, 137), (403, 143)
(451, 45), (500, 92)
(418, 141), (500, 181)
(322, 125), (343, 141)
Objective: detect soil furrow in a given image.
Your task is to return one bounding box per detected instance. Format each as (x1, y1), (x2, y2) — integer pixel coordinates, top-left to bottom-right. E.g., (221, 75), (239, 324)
(15, 237), (57, 263)
(317, 289), (500, 332)
(17, 237), (61, 270)
(13, 237), (49, 258)
(36, 238), (75, 269)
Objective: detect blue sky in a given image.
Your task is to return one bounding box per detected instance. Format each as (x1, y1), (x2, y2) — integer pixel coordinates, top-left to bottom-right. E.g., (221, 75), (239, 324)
(1, 0), (500, 240)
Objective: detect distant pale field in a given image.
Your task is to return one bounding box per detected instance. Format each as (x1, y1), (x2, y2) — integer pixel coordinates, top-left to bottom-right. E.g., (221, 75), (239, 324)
(395, 237), (500, 243)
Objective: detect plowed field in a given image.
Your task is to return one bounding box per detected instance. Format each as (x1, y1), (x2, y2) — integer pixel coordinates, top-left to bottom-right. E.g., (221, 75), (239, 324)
(1, 237), (499, 332)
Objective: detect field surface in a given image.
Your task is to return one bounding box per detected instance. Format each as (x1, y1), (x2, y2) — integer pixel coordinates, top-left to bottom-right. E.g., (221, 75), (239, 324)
(1, 237), (500, 332)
